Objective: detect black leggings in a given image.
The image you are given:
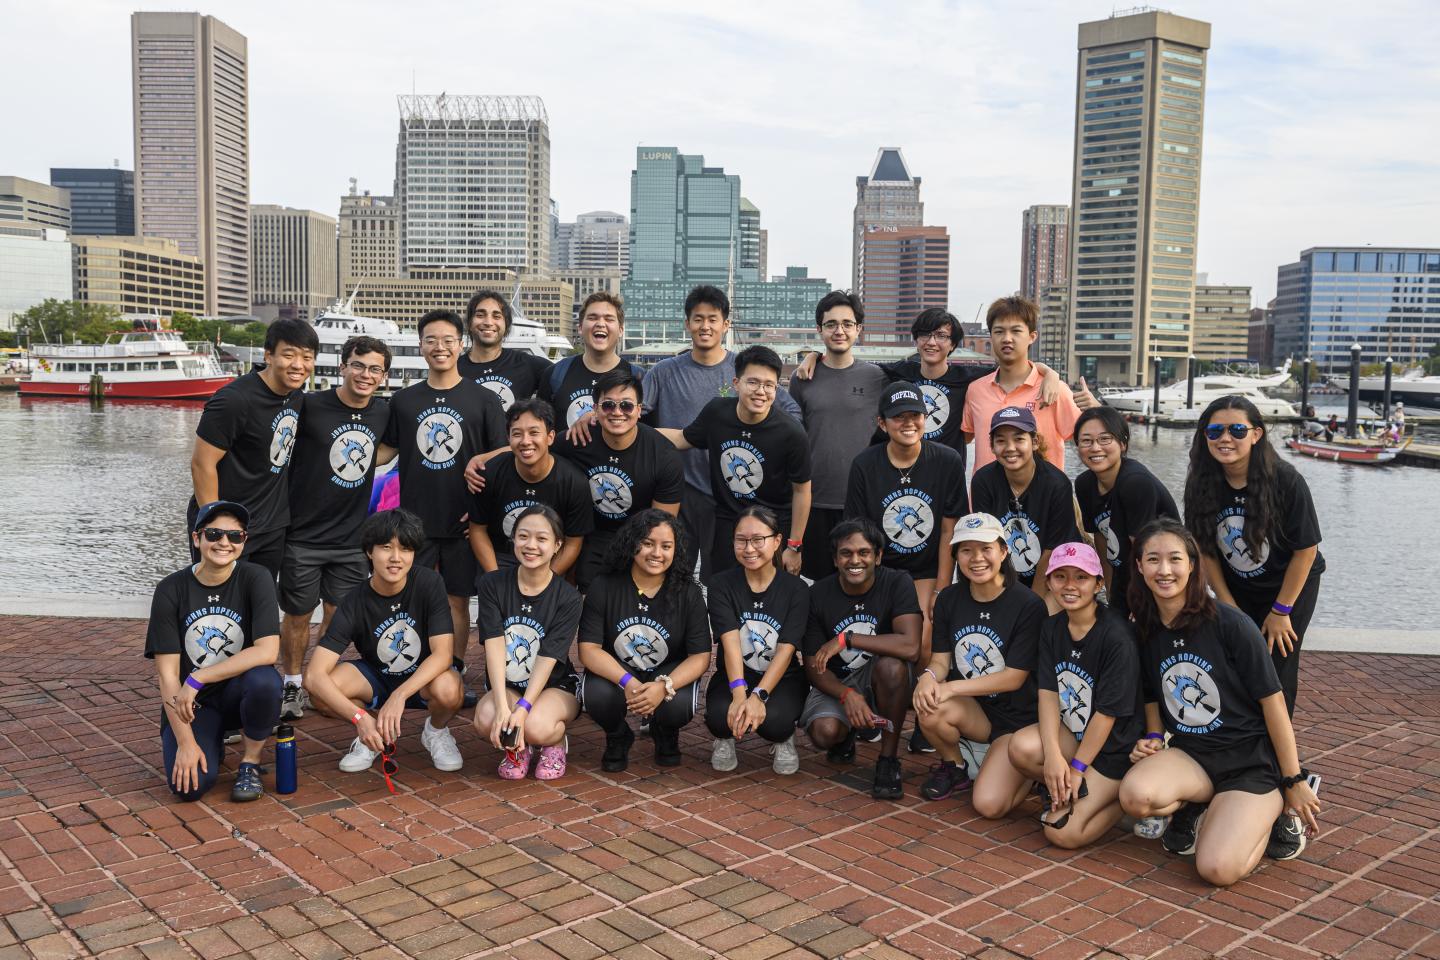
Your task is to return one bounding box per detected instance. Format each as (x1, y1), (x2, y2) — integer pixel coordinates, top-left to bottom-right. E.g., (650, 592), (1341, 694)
(704, 668), (808, 743)
(161, 665), (282, 801)
(1235, 574), (1320, 717)
(581, 671), (699, 735)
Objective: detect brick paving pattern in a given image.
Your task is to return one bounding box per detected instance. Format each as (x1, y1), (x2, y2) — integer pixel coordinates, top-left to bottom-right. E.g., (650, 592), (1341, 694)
(0, 615), (1437, 959)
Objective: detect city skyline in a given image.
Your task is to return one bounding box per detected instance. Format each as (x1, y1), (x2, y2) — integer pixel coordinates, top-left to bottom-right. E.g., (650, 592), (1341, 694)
(4, 0), (1438, 318)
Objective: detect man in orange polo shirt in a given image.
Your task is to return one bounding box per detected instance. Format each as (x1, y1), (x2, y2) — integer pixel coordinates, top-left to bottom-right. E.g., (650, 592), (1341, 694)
(962, 296), (1096, 472)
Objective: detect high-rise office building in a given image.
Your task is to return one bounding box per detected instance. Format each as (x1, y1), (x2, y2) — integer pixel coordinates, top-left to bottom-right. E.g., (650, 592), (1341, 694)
(72, 234), (204, 316)
(1067, 10), (1210, 386)
(250, 204), (339, 320)
(739, 198), (762, 277)
(757, 229), (769, 282)
(1192, 282), (1251, 365)
(338, 188), (400, 288)
(1021, 204), (1069, 302)
(0, 225), (72, 331)
(858, 225), (950, 345)
(628, 147), (751, 285)
(1248, 305), (1275, 369)
(621, 268), (832, 350)
(853, 148), (922, 295)
(394, 95), (550, 274)
(1037, 283), (1071, 371)
(554, 211), (628, 273)
(50, 168), (134, 236)
(0, 176), (72, 231)
(131, 12), (250, 317)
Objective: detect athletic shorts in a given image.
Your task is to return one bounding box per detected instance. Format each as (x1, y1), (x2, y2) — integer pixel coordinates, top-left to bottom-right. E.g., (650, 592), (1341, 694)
(416, 536), (477, 598)
(1181, 737), (1282, 796)
(279, 541), (368, 614)
(799, 658), (876, 729)
(350, 659), (462, 711)
(1088, 746), (1132, 781)
(985, 713), (1028, 744)
(484, 664), (581, 698)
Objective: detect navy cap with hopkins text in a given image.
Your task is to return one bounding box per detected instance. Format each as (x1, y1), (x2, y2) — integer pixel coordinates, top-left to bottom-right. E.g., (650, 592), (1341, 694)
(879, 381), (928, 419)
(989, 405), (1037, 436)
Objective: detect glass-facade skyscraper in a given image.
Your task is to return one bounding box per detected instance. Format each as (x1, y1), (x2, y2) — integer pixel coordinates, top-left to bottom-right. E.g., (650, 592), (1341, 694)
(628, 148), (753, 285)
(50, 168), (134, 236)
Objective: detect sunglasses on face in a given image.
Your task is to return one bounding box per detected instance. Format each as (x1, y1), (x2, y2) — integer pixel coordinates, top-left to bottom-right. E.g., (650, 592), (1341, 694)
(199, 528), (247, 544)
(598, 399), (638, 413)
(1204, 423), (1254, 441)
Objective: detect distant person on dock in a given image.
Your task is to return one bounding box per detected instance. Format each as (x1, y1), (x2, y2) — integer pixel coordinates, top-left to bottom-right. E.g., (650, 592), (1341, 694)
(457, 289), (552, 412)
(1393, 402), (1406, 433)
(1324, 414), (1338, 442)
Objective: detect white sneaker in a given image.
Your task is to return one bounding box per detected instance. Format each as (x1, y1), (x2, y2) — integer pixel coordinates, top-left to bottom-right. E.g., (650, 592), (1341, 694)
(1133, 815), (1170, 840)
(339, 737), (379, 772)
(710, 737), (738, 772)
(772, 733), (800, 775)
(421, 719), (464, 772)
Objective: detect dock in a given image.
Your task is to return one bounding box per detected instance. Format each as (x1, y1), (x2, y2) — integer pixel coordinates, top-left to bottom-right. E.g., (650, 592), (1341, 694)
(1397, 442), (1440, 468)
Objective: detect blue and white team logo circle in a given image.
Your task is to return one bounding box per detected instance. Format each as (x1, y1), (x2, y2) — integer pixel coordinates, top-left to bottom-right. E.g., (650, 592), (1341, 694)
(920, 384), (949, 435)
(1217, 515), (1268, 574)
(502, 504), (532, 539)
(565, 395), (595, 428)
(1096, 513), (1120, 564)
(617, 623), (669, 671)
(1003, 516), (1043, 575)
(377, 621), (423, 674)
(417, 412), (462, 464)
(1055, 668), (1093, 739)
(505, 623), (541, 685)
(329, 429), (374, 482)
(883, 495), (933, 549)
(739, 617), (779, 672)
(953, 631), (1005, 679)
(839, 622), (875, 670)
(184, 614), (242, 668)
(1162, 662), (1222, 728)
(590, 471), (633, 518)
(480, 379), (516, 411)
(269, 409), (299, 468)
(722, 448), (764, 496)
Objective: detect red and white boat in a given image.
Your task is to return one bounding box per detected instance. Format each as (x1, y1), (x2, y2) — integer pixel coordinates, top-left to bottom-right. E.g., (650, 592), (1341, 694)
(18, 330), (235, 400)
(1284, 436), (1406, 464)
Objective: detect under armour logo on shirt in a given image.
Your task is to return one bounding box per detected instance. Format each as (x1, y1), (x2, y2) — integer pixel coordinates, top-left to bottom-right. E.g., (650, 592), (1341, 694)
(979, 612), (991, 620)
(854, 603), (864, 611)
(1173, 638), (1185, 648)
(391, 603), (401, 612)
(754, 602), (764, 610)
(638, 602), (649, 612)
(608, 456), (619, 464)
(207, 595), (219, 603)
(351, 414), (363, 421)
(525, 489), (535, 496)
(434, 397), (443, 403)
(741, 431), (752, 439)
(521, 604), (533, 613)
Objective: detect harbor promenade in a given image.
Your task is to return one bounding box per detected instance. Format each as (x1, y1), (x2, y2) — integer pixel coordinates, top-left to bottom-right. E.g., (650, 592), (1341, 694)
(0, 613), (1437, 960)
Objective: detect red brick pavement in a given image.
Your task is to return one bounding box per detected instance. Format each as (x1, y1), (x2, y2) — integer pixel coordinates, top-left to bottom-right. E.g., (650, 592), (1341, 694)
(0, 615), (1437, 959)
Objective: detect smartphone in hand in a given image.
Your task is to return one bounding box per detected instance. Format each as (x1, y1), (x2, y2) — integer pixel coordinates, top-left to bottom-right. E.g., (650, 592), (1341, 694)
(501, 726), (518, 748)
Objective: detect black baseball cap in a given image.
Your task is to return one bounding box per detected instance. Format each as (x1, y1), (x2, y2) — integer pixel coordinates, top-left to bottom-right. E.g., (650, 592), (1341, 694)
(879, 381), (927, 418)
(193, 500), (250, 532)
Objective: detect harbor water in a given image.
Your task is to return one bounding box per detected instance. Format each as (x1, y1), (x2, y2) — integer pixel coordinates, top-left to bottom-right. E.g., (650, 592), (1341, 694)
(0, 393), (1434, 629)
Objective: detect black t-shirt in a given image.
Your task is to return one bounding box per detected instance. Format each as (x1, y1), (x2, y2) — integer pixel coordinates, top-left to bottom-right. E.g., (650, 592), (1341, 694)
(457, 349), (552, 412)
(803, 566), (921, 681)
(970, 460), (1081, 587)
(193, 371), (303, 534)
(706, 568), (809, 679)
(1208, 462), (1325, 605)
(1074, 459), (1179, 614)
(319, 566), (453, 680)
(538, 355), (646, 428)
(552, 424), (685, 542)
(878, 359), (993, 469)
(932, 581), (1047, 734)
(1140, 603), (1281, 753)
(475, 568), (582, 689)
(579, 572), (711, 678)
(286, 388), (390, 547)
(844, 441), (967, 577)
(1037, 606), (1144, 763)
(682, 398), (812, 522)
(469, 453), (594, 564)
(145, 561), (279, 703)
(380, 378), (507, 538)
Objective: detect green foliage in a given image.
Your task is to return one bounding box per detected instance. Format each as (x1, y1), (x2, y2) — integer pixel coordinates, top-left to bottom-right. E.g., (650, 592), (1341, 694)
(15, 300), (126, 344)
(169, 312), (268, 348)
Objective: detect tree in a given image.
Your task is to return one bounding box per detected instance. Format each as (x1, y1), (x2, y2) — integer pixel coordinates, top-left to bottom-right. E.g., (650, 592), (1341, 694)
(15, 300), (126, 344)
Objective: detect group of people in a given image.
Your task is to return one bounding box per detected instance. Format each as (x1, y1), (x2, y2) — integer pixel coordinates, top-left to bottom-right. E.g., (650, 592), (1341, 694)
(148, 284), (1324, 887)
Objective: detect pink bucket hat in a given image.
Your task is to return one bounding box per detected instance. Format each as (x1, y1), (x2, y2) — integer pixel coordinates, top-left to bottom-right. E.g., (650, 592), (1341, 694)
(1045, 542), (1103, 578)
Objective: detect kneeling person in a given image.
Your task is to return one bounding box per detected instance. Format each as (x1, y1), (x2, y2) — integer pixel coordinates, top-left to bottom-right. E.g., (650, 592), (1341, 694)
(305, 509), (466, 773)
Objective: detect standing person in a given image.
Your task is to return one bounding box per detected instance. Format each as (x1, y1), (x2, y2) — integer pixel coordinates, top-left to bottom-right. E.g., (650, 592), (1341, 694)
(277, 335), (393, 719)
(800, 520), (923, 799)
(458, 289), (553, 411)
(659, 346), (812, 577)
(913, 514), (1047, 815)
(473, 506), (584, 780)
(1008, 543), (1144, 849)
(376, 309), (507, 666)
(962, 296), (1090, 473)
(1072, 406), (1179, 618)
(146, 501), (282, 802)
(970, 406), (1080, 608)
(1121, 519), (1320, 881)
(705, 506), (811, 776)
(189, 318), (318, 577)
(639, 285), (801, 585)
(539, 292), (645, 428)
(1183, 396), (1324, 717)
(304, 509), (466, 775)
(578, 510), (712, 771)
(552, 369), (683, 589)
(467, 399), (592, 577)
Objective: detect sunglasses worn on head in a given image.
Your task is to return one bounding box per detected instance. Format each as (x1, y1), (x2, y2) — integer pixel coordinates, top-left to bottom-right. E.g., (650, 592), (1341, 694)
(1205, 423), (1254, 441)
(200, 528), (247, 544)
(598, 399), (638, 413)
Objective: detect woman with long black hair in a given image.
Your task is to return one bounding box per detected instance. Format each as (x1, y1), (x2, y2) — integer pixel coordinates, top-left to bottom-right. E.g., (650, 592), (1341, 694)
(578, 509), (711, 772)
(1183, 395), (1323, 717)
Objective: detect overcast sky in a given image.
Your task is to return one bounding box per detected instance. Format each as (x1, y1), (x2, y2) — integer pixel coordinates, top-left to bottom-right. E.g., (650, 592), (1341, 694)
(5, 0), (1438, 316)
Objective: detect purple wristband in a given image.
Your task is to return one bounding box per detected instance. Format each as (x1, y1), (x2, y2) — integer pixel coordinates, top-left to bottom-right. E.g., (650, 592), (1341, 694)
(619, 673), (633, 689)
(1069, 758), (1089, 773)
(1144, 732), (1164, 741)
(185, 675), (204, 691)
(729, 678), (748, 691)
(1271, 601), (1294, 615)
(515, 698), (532, 712)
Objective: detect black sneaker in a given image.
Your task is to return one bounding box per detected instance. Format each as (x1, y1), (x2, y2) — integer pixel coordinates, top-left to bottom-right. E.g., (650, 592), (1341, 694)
(653, 727), (682, 767)
(1162, 802), (1207, 856)
(908, 728), (936, 754)
(1265, 813), (1307, 861)
(826, 730), (857, 764)
(857, 726), (882, 743)
(601, 725), (636, 773)
(231, 762), (264, 802)
(461, 689), (479, 710)
(872, 755), (904, 800)
(279, 682), (307, 721)
(920, 761), (972, 801)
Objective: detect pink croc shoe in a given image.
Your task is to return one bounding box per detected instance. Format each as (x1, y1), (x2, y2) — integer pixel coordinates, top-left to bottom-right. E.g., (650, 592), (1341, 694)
(497, 747), (533, 780)
(534, 738), (568, 781)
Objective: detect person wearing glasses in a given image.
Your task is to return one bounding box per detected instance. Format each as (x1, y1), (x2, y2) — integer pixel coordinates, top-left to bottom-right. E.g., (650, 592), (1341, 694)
(704, 506), (811, 775)
(376, 310), (507, 670)
(552, 368), (684, 590)
(458, 289), (553, 411)
(305, 509), (466, 775)
(658, 345), (812, 577)
(969, 406), (1081, 610)
(276, 335), (394, 720)
(146, 501), (283, 803)
(1072, 407), (1179, 619)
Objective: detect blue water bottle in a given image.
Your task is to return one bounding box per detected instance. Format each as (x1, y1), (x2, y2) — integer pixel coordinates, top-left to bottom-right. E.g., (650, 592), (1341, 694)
(275, 723), (298, 794)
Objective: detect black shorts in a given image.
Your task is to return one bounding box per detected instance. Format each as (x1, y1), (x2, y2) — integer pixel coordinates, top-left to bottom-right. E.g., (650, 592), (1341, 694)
(279, 541), (368, 614)
(1090, 747), (1132, 781)
(1181, 737), (1282, 796)
(985, 713), (1028, 744)
(351, 659), (461, 711)
(416, 536), (476, 597)
(485, 664), (581, 698)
